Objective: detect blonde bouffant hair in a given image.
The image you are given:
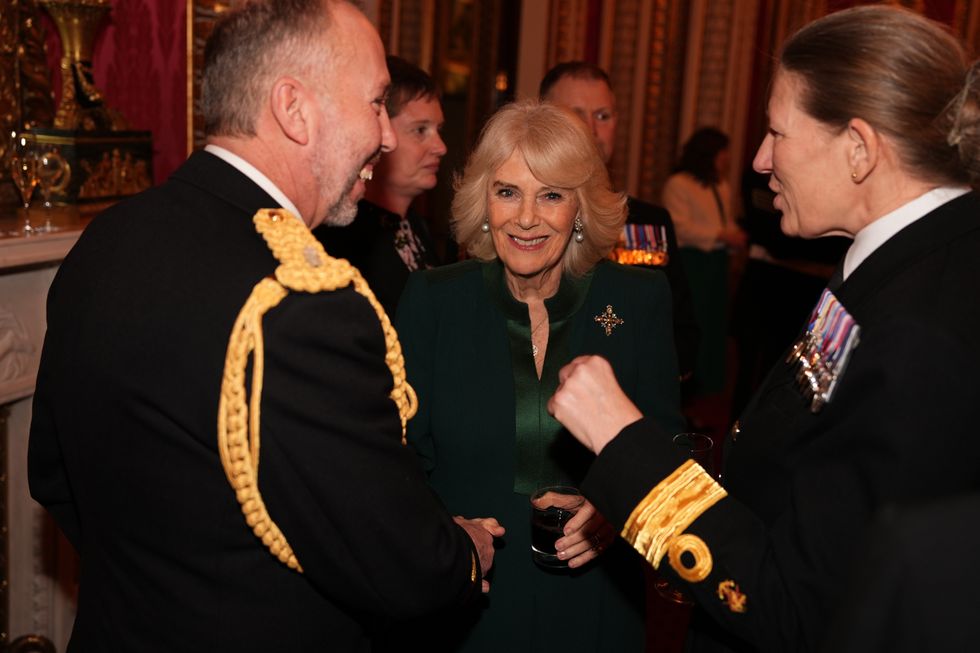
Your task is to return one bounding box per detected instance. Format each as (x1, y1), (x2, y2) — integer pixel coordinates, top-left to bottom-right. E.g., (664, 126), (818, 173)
(451, 100), (627, 277)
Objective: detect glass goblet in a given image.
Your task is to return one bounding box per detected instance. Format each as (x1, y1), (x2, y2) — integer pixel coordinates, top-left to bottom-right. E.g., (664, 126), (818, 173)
(36, 147), (70, 232)
(8, 133), (39, 234)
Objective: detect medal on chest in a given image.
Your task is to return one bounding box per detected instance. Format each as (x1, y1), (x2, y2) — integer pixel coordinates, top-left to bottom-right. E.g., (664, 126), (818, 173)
(785, 288), (861, 413)
(610, 224), (669, 266)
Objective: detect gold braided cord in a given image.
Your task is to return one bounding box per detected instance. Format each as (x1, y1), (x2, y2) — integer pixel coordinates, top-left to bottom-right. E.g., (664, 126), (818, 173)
(667, 533), (713, 582)
(621, 459), (727, 570)
(253, 209), (417, 441)
(217, 208), (418, 572)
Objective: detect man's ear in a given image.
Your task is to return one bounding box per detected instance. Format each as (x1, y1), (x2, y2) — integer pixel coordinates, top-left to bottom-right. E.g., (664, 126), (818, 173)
(270, 76), (311, 145)
(846, 117), (879, 183)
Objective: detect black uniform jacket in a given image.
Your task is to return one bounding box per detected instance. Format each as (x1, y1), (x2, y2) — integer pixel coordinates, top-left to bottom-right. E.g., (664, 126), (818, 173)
(581, 192), (980, 652)
(28, 151), (480, 653)
(627, 197), (700, 379)
(822, 492), (980, 653)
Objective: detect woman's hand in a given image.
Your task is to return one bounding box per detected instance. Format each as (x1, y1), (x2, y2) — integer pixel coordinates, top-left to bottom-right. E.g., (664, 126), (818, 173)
(554, 500), (616, 569)
(548, 355), (642, 454)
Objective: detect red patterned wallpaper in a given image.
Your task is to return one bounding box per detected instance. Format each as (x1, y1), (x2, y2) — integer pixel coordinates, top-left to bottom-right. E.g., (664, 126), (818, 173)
(41, 0), (187, 185)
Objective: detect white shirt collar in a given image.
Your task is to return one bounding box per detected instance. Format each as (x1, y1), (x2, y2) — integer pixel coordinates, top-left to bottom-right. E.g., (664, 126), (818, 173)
(204, 144), (304, 223)
(843, 186), (970, 280)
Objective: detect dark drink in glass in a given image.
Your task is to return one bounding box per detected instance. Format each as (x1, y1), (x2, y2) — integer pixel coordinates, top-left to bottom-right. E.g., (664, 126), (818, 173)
(530, 486), (584, 568)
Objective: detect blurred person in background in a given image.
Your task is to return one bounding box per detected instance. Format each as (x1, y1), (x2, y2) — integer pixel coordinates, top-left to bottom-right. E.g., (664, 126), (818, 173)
(662, 127), (746, 398)
(316, 55), (446, 314)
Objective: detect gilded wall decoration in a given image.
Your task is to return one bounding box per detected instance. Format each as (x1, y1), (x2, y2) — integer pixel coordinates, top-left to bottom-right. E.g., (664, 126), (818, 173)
(693, 1), (733, 130)
(580, 0), (692, 200)
(41, 0), (126, 131)
(390, 0), (431, 67)
(376, 0), (393, 54)
(637, 0), (688, 202)
(2, 0), (56, 134)
(0, 2), (19, 206)
(605, 0), (643, 193)
(0, 0), (56, 205)
(1, 1), (157, 206)
(548, 0), (590, 64)
(671, 0), (761, 203)
(964, 1), (980, 50)
(77, 146), (150, 198)
(540, 0), (691, 199)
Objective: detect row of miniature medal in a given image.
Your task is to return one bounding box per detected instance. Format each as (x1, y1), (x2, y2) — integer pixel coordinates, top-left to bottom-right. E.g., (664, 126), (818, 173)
(610, 224), (669, 266)
(786, 288), (861, 413)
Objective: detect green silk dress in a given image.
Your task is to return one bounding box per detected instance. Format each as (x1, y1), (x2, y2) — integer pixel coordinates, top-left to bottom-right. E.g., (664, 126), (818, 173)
(395, 259), (684, 652)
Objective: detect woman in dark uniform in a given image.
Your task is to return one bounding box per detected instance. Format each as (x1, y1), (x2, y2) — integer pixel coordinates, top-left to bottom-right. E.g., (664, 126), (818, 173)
(549, 6), (980, 652)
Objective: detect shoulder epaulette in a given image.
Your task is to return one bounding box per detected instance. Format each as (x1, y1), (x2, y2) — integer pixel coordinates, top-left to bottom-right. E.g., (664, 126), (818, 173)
(217, 208), (417, 572)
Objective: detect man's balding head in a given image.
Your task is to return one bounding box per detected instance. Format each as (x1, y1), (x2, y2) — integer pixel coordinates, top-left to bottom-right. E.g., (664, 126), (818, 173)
(202, 0), (395, 228)
(202, 0), (338, 137)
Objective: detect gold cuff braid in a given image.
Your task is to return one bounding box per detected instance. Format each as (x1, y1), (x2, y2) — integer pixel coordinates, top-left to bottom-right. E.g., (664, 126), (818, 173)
(668, 533), (713, 582)
(217, 209), (418, 572)
(621, 459), (726, 571)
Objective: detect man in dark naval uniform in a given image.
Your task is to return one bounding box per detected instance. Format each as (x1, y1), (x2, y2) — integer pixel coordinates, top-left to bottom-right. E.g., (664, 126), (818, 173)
(28, 2), (501, 652)
(540, 61), (699, 379)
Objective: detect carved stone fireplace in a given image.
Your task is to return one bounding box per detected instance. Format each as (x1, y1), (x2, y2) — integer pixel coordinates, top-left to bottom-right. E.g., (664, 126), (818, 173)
(1, 214), (88, 652)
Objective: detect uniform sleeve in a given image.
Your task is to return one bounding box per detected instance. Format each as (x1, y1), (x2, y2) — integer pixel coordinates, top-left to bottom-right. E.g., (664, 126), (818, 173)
(251, 284), (480, 621)
(662, 174), (721, 252)
(584, 315), (980, 652)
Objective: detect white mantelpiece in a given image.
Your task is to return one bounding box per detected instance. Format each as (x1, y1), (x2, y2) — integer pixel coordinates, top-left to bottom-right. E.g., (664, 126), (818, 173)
(1, 213), (88, 653)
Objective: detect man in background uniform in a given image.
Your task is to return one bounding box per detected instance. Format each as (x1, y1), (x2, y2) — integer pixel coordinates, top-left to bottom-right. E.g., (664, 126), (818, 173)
(541, 61), (699, 379)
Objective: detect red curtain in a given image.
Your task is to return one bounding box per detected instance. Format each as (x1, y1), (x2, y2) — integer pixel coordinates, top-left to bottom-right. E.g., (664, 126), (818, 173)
(42, 0), (187, 185)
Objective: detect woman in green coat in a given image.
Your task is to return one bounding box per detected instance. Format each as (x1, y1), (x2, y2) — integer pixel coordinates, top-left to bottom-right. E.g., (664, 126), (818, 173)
(396, 100), (684, 652)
